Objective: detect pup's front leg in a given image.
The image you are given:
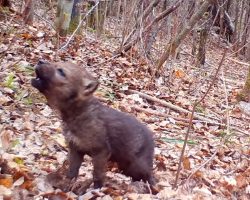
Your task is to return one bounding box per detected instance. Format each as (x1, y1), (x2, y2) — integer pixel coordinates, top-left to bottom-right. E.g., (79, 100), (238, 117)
(92, 149), (110, 188)
(67, 143), (83, 179)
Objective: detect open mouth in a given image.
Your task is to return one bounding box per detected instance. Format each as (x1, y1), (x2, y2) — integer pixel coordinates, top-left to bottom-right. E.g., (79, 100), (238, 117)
(31, 66), (48, 92)
(32, 72), (41, 83)
(31, 76), (43, 91)
(31, 76), (41, 85)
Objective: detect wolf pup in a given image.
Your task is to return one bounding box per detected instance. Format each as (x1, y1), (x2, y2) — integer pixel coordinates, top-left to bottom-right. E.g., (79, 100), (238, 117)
(31, 60), (155, 188)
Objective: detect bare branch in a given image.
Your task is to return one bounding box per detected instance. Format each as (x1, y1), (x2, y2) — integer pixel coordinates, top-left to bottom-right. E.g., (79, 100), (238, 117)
(155, 0), (214, 76)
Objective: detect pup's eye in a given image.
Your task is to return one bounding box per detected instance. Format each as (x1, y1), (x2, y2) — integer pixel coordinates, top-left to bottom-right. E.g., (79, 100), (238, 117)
(57, 68), (66, 77)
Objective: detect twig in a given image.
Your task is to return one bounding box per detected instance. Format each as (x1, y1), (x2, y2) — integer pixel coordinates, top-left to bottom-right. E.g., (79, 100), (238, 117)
(132, 105), (248, 136)
(231, 127), (250, 136)
(155, 0), (213, 76)
(6, 59), (22, 69)
(128, 90), (215, 123)
(0, 42), (12, 60)
(185, 149), (218, 184)
(34, 12), (56, 30)
(132, 105), (223, 126)
(122, 0), (160, 47)
(226, 57), (250, 67)
(146, 181), (152, 195)
(173, 49), (227, 188)
(91, 54), (119, 68)
(184, 52), (229, 185)
(59, 0), (100, 50)
(221, 59), (230, 137)
(117, 0), (182, 54)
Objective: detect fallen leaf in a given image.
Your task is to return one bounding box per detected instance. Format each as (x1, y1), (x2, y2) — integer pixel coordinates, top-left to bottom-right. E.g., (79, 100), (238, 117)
(174, 68), (185, 78)
(127, 193), (152, 200)
(236, 174), (247, 188)
(0, 130), (13, 150)
(0, 175), (13, 188)
(13, 176), (24, 187)
(183, 156), (191, 170)
(20, 33), (33, 39)
(0, 185), (12, 196)
(193, 186), (212, 196)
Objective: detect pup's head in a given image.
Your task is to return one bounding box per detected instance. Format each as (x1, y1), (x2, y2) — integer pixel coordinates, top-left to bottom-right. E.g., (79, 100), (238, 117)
(31, 60), (98, 109)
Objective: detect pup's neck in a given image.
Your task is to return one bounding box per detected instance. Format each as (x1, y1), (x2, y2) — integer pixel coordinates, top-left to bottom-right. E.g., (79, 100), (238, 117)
(58, 96), (99, 121)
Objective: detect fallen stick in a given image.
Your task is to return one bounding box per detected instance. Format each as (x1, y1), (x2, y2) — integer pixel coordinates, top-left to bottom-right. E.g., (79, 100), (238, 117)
(128, 89), (215, 123)
(132, 105), (226, 127)
(133, 105), (248, 136)
(227, 57), (250, 67)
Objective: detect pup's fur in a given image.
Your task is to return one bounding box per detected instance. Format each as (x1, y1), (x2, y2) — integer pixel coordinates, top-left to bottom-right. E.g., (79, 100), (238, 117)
(32, 60), (154, 188)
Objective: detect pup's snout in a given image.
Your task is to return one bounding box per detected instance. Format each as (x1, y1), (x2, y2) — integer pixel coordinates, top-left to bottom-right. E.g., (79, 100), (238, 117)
(37, 59), (48, 65)
(34, 61), (54, 80)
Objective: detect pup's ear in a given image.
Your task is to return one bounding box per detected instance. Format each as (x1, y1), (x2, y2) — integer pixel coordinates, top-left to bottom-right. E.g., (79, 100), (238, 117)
(82, 78), (99, 96)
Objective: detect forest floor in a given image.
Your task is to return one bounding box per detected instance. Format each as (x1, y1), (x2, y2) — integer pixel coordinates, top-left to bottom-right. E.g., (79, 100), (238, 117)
(0, 9), (250, 200)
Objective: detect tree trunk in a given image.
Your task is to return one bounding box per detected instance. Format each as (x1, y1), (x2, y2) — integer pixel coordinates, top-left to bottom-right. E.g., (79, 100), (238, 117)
(219, 0), (225, 41)
(116, 0), (122, 18)
(55, 0), (74, 36)
(246, 40), (250, 61)
(239, 66), (250, 102)
(122, 0), (160, 47)
(238, 0), (245, 44)
(187, 0), (195, 19)
(225, 0), (232, 12)
(241, 1), (250, 55)
(23, 0), (34, 25)
(246, 2), (250, 60)
(232, 0), (239, 51)
(106, 0), (115, 16)
(117, 0), (179, 54)
(69, 0), (81, 33)
(196, 27), (209, 66)
(155, 0), (214, 76)
(87, 0), (108, 35)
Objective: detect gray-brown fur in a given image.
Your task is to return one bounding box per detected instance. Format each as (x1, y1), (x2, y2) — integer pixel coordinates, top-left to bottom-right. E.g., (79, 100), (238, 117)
(31, 60), (154, 188)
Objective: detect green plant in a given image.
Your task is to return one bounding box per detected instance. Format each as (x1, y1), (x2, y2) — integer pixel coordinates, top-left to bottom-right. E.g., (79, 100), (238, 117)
(23, 97), (33, 105)
(161, 137), (197, 145)
(14, 63), (34, 75)
(4, 72), (15, 89)
(15, 90), (33, 105)
(11, 139), (20, 148)
(105, 91), (116, 101)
